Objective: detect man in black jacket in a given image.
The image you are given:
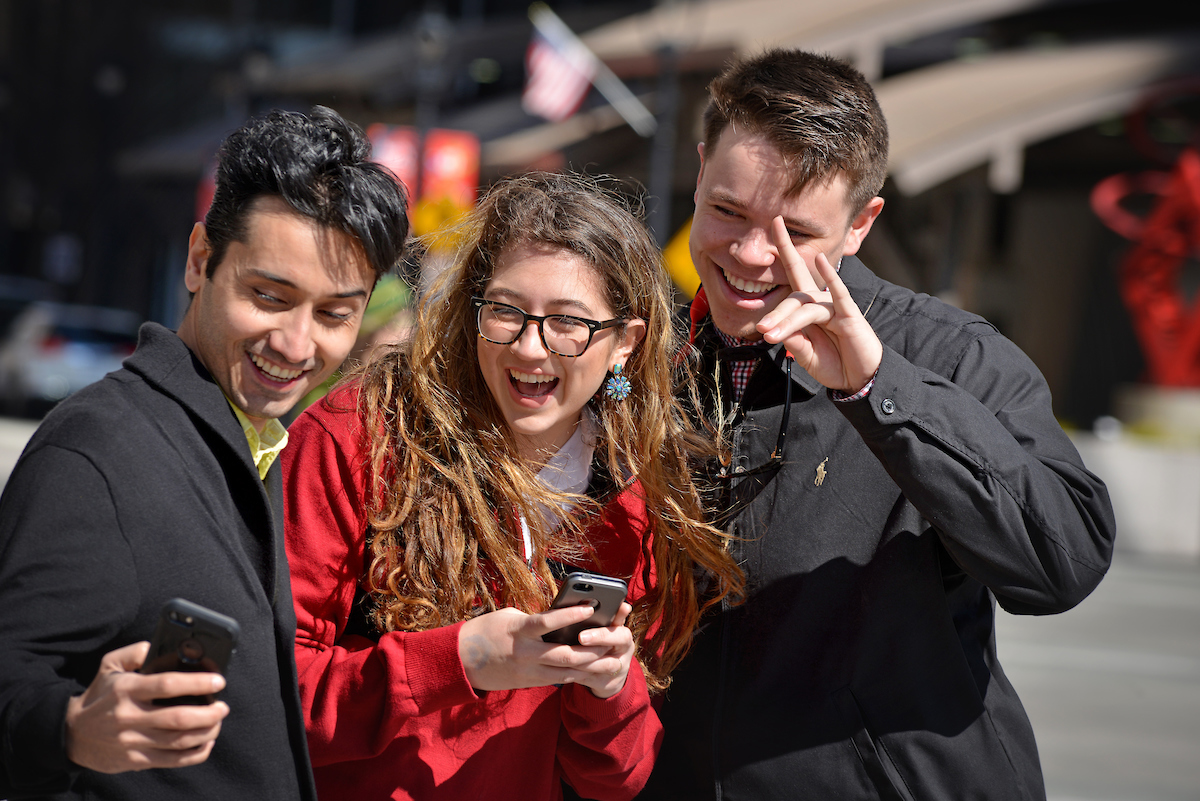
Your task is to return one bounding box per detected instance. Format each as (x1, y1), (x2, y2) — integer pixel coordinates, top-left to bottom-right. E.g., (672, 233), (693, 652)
(639, 49), (1117, 800)
(0, 107), (408, 799)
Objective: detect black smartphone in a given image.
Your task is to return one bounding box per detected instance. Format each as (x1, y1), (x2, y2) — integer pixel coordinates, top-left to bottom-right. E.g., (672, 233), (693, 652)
(542, 572), (629, 645)
(138, 598), (240, 705)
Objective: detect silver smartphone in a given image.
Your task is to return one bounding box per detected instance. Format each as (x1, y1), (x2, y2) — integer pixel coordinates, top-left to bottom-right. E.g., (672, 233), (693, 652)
(542, 572), (629, 645)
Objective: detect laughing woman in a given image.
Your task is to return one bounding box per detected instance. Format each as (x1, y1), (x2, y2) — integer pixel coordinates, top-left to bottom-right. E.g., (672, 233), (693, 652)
(282, 172), (742, 801)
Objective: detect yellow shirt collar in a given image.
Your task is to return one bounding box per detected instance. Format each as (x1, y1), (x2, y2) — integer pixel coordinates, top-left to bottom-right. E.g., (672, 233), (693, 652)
(227, 400), (289, 480)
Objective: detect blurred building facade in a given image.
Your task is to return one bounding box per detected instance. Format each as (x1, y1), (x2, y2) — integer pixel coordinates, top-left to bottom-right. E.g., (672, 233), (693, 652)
(1, 0), (1199, 435)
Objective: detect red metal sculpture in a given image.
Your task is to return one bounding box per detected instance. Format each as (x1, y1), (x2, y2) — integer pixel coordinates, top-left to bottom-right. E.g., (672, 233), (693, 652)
(1090, 79), (1200, 386)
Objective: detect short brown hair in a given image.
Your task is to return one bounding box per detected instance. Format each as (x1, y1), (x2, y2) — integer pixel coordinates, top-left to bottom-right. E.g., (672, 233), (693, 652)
(703, 48), (889, 216)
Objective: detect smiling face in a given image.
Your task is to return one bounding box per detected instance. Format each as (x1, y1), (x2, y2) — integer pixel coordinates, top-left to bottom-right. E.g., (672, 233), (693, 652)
(177, 196), (375, 430)
(690, 128), (883, 340)
(476, 242), (644, 464)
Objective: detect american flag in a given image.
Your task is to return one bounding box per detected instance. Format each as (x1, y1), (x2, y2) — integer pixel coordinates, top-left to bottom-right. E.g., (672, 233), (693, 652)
(522, 29), (596, 122)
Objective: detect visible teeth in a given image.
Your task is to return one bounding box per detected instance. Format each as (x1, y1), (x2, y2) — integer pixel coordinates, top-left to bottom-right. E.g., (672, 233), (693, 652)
(724, 269), (778, 295)
(510, 370), (555, 384)
(251, 353), (302, 381)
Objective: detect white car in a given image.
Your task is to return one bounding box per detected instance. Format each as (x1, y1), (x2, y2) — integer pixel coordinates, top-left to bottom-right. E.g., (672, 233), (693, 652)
(0, 302), (142, 417)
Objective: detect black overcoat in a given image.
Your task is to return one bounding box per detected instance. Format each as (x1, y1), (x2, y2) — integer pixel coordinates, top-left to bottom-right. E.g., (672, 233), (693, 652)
(0, 323), (317, 800)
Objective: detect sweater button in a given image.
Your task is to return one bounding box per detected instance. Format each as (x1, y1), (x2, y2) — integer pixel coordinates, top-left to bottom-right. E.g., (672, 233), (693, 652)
(881, 398), (896, 415)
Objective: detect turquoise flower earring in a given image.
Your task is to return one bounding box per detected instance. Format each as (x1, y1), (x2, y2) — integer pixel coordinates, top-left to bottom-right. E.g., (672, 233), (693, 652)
(603, 364), (632, 401)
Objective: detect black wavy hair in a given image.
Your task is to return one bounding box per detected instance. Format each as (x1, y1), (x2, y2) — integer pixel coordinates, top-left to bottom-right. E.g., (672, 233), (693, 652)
(203, 105), (409, 281)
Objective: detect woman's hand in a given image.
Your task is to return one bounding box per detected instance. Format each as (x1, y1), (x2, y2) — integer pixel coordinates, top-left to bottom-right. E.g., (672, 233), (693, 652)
(573, 602), (634, 698)
(458, 602), (636, 699)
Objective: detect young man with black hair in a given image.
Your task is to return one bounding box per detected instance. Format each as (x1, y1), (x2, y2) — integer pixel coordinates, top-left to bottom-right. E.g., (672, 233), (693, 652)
(0, 106), (409, 800)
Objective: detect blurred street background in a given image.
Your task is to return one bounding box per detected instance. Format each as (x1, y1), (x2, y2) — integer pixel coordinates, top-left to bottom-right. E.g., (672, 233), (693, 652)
(3, 1), (1200, 797)
(997, 551), (1200, 801)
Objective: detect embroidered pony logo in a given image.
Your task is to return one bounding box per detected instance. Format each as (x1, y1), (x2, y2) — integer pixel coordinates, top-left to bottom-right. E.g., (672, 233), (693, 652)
(815, 457), (828, 487)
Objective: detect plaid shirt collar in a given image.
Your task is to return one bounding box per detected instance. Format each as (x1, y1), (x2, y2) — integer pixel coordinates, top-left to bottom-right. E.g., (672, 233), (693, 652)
(716, 329), (759, 402)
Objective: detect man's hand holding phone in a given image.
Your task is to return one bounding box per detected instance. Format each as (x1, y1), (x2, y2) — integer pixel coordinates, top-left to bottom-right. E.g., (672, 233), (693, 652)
(64, 599), (238, 774)
(65, 641), (229, 773)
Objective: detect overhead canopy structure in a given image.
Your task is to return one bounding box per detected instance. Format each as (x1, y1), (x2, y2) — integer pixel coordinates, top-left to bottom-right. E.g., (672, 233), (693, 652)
(482, 100), (635, 169)
(117, 0), (1200, 200)
(482, 0), (1052, 171)
(582, 0), (1048, 80)
(485, 34), (1196, 194)
(243, 17), (531, 99)
(565, 0), (1200, 195)
(878, 38), (1195, 194)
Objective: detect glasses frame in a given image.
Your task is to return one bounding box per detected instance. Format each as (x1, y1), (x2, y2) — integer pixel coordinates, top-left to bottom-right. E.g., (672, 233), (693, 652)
(471, 297), (626, 358)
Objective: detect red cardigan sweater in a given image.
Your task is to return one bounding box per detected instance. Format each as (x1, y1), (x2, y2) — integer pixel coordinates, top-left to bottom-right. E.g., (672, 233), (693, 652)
(282, 391), (662, 801)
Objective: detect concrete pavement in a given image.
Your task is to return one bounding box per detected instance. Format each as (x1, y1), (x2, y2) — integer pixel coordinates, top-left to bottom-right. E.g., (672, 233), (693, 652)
(998, 552), (1200, 801)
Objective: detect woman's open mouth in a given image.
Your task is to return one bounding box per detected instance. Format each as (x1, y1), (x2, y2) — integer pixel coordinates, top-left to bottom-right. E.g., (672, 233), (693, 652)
(510, 369), (558, 397)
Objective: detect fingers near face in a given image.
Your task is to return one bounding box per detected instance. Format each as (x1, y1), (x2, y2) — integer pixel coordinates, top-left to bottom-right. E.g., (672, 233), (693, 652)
(812, 251), (860, 312)
(768, 216), (820, 294)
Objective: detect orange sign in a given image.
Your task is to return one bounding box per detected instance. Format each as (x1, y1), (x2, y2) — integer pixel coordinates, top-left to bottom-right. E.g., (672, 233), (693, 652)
(366, 125), (479, 238)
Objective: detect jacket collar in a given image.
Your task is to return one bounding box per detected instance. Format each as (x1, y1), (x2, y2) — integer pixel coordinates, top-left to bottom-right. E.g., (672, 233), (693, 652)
(122, 322), (259, 476)
(123, 321), (284, 604)
(688, 289), (821, 398)
(837, 254), (884, 315)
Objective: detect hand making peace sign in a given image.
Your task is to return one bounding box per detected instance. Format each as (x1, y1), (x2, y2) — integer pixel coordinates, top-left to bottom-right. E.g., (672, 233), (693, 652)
(755, 216), (883, 395)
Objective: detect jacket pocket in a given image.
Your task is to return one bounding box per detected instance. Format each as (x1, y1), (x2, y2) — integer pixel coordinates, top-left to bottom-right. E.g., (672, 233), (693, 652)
(834, 687), (915, 801)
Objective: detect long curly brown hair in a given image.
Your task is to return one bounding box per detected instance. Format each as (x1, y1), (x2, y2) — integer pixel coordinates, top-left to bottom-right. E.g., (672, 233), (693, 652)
(351, 171), (742, 692)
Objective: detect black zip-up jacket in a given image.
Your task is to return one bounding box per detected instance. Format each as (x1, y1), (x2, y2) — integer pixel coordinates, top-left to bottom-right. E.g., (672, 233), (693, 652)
(639, 256), (1115, 801)
(0, 323), (317, 800)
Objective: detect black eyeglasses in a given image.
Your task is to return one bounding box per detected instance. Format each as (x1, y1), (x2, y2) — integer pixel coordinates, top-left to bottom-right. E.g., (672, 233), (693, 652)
(709, 353), (794, 530)
(471, 297), (625, 357)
